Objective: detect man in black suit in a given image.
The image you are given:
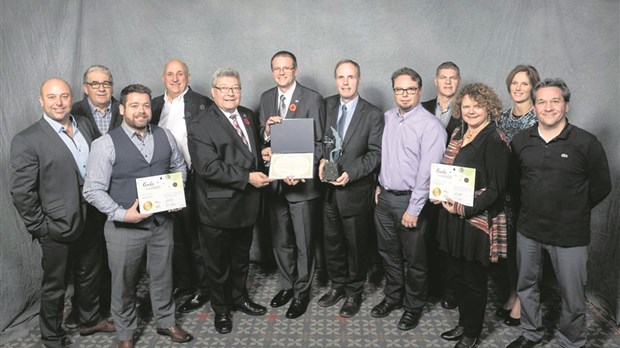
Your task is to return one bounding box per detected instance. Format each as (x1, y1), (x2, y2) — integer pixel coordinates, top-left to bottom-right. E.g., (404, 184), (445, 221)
(10, 78), (114, 348)
(151, 59), (213, 313)
(259, 51), (325, 319)
(316, 60), (384, 317)
(188, 68), (272, 334)
(421, 62), (462, 310)
(71, 65), (122, 137)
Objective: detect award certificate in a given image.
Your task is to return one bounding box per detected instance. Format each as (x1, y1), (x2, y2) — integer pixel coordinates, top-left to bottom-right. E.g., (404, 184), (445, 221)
(136, 172), (186, 214)
(269, 119), (315, 180)
(429, 163), (476, 207)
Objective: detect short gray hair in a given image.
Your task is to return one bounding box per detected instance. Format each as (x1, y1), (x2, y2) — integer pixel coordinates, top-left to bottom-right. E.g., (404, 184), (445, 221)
(82, 64), (113, 85)
(211, 68), (241, 87)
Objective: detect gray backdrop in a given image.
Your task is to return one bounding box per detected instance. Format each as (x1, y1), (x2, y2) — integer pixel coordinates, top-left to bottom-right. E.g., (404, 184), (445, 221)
(1, 0), (618, 331)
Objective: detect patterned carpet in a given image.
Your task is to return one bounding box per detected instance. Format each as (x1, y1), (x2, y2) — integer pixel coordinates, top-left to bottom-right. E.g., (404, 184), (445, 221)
(1, 264), (619, 348)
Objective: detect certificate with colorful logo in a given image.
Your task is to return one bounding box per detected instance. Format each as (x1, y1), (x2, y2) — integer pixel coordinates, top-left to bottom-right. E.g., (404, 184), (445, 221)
(136, 172), (186, 214)
(429, 163), (476, 207)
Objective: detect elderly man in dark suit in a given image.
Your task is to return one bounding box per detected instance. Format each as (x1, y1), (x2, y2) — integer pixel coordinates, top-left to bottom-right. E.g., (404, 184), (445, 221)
(188, 68), (272, 334)
(259, 51), (326, 319)
(10, 78), (114, 348)
(316, 59), (384, 318)
(151, 59), (213, 313)
(71, 65), (122, 137)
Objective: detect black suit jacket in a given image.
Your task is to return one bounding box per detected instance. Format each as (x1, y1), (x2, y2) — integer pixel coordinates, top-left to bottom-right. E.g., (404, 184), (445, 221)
(188, 104), (263, 229)
(323, 95), (384, 216)
(10, 116), (97, 242)
(150, 86), (213, 127)
(258, 83), (325, 202)
(70, 97), (121, 138)
(422, 98), (461, 139)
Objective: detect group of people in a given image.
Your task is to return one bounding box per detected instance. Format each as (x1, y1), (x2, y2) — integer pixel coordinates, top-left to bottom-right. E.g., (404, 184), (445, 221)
(9, 51), (611, 348)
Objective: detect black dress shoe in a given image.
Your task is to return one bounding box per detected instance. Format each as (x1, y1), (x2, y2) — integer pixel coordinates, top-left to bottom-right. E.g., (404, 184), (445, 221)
(504, 316), (521, 326)
(397, 311), (421, 331)
(234, 299), (267, 316)
(506, 335), (542, 348)
(214, 312), (232, 334)
(441, 299), (458, 309)
(271, 289), (294, 308)
(339, 294), (362, 318)
(317, 288), (345, 308)
(178, 294), (210, 313)
(370, 298), (402, 318)
(495, 307), (511, 319)
(440, 325), (464, 341)
(285, 297), (310, 319)
(172, 287), (194, 299)
(454, 335), (478, 348)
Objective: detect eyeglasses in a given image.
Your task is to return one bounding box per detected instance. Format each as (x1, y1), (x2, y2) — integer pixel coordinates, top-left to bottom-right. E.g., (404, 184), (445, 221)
(393, 87), (419, 95)
(85, 81), (113, 89)
(214, 86), (241, 94)
(272, 66), (295, 73)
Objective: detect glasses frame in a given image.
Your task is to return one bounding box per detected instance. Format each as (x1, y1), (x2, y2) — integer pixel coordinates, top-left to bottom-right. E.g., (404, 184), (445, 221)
(85, 81), (113, 89)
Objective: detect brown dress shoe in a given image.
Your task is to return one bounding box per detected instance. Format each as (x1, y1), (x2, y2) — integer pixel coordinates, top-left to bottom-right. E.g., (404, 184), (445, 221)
(118, 340), (133, 348)
(156, 325), (194, 343)
(79, 319), (116, 336)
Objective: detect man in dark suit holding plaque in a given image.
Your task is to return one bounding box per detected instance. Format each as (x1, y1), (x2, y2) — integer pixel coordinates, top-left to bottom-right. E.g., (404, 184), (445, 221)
(259, 51), (325, 319)
(188, 68), (272, 334)
(316, 60), (384, 317)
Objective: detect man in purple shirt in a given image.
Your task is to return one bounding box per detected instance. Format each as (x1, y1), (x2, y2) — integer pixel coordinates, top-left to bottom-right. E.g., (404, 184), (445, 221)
(371, 67), (447, 330)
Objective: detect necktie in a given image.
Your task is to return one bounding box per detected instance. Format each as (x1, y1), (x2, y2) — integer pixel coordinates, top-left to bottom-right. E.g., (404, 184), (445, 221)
(337, 104), (347, 139)
(229, 114), (250, 150)
(279, 95), (286, 117)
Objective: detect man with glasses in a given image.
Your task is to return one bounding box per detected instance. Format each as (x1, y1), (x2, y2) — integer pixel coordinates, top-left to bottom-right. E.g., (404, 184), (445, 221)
(72, 65), (122, 137)
(372, 67), (446, 330)
(258, 51), (325, 319)
(70, 64), (121, 323)
(151, 59), (213, 314)
(188, 68), (272, 334)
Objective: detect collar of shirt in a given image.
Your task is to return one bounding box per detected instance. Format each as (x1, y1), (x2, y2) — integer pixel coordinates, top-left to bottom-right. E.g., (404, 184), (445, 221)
(87, 98), (112, 116)
(396, 103), (424, 122)
(43, 114), (78, 134)
(121, 122), (152, 140)
(164, 87), (189, 104)
(435, 99), (453, 114)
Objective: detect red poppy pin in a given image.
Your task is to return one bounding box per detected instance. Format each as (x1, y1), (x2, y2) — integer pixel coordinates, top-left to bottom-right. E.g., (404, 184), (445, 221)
(243, 117), (250, 126)
(289, 103), (297, 112)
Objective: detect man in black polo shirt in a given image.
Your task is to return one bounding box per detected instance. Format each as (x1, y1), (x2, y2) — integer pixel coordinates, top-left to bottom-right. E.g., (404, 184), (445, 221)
(507, 78), (611, 348)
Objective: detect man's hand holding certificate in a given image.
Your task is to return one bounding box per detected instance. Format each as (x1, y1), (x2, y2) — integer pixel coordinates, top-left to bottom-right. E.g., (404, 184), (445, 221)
(429, 163), (476, 207)
(136, 172), (186, 214)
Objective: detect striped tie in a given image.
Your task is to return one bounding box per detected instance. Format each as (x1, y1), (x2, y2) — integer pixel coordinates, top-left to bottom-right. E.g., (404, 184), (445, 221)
(230, 114), (250, 150)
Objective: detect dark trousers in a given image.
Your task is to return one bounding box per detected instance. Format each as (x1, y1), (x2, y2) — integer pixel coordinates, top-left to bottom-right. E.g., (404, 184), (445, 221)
(374, 190), (428, 312)
(172, 206), (209, 296)
(323, 191), (370, 296)
(448, 255), (488, 338)
(269, 195), (318, 300)
(39, 222), (103, 347)
(425, 202), (455, 301)
(198, 223), (253, 314)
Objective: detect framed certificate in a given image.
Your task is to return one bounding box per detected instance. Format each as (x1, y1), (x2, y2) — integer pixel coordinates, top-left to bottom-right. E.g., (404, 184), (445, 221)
(269, 119), (315, 179)
(429, 163), (476, 207)
(136, 172), (186, 214)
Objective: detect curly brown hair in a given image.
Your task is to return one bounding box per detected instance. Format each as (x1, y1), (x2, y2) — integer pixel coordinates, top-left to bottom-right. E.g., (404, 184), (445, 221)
(452, 82), (503, 121)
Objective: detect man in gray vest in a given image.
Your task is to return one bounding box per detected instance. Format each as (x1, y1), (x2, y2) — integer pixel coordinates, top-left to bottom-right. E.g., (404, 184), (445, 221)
(83, 84), (192, 348)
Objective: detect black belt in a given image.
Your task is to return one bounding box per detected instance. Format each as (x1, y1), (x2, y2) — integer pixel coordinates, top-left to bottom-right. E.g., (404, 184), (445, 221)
(384, 189), (411, 196)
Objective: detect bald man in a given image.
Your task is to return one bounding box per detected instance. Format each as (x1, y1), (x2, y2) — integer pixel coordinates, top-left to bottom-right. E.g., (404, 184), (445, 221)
(151, 59), (214, 313)
(10, 78), (114, 348)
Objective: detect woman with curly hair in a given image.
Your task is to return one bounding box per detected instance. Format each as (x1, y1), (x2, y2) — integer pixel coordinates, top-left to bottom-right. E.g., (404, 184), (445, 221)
(434, 83), (511, 348)
(495, 65), (540, 327)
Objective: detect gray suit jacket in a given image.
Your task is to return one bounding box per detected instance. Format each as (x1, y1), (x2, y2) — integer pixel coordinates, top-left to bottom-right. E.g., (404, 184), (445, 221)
(10, 116), (97, 241)
(323, 95), (384, 216)
(258, 83), (325, 202)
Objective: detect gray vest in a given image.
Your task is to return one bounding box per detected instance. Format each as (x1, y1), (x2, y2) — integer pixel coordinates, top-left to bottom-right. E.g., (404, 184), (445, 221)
(108, 125), (171, 228)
